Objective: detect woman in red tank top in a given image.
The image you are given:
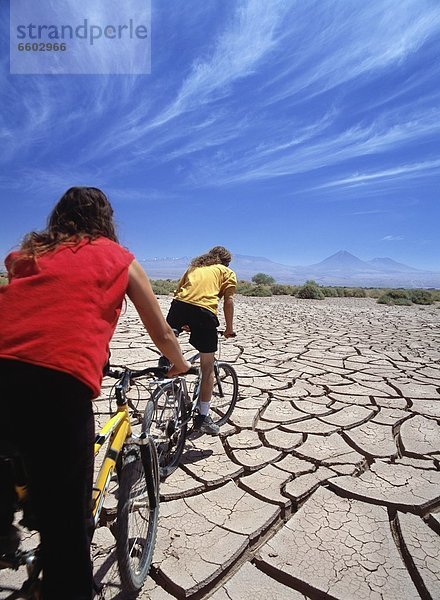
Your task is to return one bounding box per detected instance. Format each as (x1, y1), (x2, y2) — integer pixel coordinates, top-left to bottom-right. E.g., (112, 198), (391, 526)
(0, 187), (190, 600)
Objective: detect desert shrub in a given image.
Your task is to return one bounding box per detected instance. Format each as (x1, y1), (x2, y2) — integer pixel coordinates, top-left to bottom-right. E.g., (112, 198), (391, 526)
(330, 287), (346, 297)
(296, 283), (324, 299)
(344, 287), (367, 298)
(321, 287), (338, 297)
(236, 280), (254, 295)
(365, 288), (385, 298)
(150, 279), (178, 295)
(377, 289), (412, 305)
(252, 273), (276, 285)
(304, 279), (320, 287)
(241, 284), (273, 297)
(409, 289), (434, 305)
(271, 284), (298, 295)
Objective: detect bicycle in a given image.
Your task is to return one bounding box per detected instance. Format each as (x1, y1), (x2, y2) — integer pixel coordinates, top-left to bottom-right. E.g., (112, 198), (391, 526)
(143, 332), (239, 479)
(0, 364), (165, 600)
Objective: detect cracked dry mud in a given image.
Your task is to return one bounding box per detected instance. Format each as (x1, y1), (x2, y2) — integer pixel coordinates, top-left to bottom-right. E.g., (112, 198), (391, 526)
(2, 296), (439, 599)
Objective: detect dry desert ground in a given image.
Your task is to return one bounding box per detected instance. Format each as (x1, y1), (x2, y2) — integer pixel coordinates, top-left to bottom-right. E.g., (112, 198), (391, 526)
(2, 295), (440, 600)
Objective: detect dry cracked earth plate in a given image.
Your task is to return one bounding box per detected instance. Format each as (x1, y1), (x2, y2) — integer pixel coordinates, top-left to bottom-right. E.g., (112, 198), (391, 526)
(2, 296), (439, 600)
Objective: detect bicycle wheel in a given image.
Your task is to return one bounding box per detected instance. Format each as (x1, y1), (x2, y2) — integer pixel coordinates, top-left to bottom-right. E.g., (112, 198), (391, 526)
(116, 440), (159, 595)
(209, 362), (239, 426)
(143, 382), (188, 479)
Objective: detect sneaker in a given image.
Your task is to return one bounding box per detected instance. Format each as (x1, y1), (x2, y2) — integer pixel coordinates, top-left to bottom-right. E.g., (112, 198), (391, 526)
(0, 525), (20, 556)
(193, 414), (220, 435)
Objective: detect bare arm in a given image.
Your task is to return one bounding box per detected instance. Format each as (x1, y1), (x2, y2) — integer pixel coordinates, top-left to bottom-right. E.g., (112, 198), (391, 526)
(223, 290), (235, 337)
(126, 260), (190, 375)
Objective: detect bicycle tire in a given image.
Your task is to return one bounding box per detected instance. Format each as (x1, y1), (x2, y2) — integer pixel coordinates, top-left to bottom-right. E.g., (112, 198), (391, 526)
(143, 382), (188, 479)
(209, 362), (239, 426)
(116, 440), (159, 595)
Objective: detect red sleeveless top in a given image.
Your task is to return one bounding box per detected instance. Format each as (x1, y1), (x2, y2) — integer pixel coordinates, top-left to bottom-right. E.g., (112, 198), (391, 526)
(0, 237), (134, 397)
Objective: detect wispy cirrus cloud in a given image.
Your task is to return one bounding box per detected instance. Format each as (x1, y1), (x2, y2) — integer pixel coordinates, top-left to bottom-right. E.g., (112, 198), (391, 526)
(1, 0), (440, 200)
(149, 0), (287, 127)
(1, 0), (439, 269)
(311, 158), (440, 191)
(383, 235), (404, 241)
(350, 209), (389, 216)
(258, 0), (440, 107)
(186, 108), (440, 187)
(84, 0), (289, 162)
(88, 0), (440, 172)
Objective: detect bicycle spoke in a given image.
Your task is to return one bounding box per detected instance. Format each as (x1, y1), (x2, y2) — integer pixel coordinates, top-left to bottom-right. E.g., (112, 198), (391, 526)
(116, 444), (159, 594)
(143, 383), (187, 479)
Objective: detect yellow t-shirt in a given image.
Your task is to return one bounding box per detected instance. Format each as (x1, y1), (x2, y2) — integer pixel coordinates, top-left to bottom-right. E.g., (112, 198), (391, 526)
(174, 264), (237, 315)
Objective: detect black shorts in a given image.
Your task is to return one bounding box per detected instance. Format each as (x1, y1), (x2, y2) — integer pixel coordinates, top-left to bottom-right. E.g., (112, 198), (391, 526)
(166, 299), (220, 353)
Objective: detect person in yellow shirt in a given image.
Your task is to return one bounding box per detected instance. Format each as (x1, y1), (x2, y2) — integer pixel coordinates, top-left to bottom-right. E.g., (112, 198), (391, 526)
(165, 246), (237, 434)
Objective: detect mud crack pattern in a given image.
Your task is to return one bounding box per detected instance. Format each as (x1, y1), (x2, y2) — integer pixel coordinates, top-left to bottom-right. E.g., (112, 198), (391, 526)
(2, 296), (439, 600)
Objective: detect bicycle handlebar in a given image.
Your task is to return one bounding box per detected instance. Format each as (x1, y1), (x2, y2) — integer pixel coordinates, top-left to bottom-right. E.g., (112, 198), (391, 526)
(105, 366), (169, 380)
(173, 328), (236, 338)
(105, 364), (199, 380)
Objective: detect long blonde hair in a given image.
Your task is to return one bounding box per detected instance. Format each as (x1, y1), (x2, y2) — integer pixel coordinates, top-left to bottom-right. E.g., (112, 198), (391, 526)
(190, 246), (232, 268)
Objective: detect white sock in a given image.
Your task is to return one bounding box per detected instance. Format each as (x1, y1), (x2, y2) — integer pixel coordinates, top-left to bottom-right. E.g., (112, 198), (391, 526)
(198, 401), (210, 416)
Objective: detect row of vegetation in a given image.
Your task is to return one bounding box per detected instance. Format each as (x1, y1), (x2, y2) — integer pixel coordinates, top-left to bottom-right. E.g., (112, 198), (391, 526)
(1, 271), (438, 306)
(147, 273), (439, 306)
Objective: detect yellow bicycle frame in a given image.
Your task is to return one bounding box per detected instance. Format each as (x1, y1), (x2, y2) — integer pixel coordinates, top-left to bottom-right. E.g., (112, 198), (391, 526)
(10, 405), (133, 526)
(92, 404), (132, 526)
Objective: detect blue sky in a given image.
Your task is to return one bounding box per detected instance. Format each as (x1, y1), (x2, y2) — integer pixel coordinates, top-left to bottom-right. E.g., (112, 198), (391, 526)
(1, 0), (440, 270)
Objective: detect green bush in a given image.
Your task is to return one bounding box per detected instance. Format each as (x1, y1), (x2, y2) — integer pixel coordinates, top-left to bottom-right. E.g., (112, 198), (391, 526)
(150, 279), (178, 295)
(365, 288), (386, 298)
(236, 280), (254, 295)
(296, 284), (324, 299)
(409, 289), (434, 305)
(242, 284), (273, 297)
(252, 273), (276, 285)
(304, 279), (320, 287)
(0, 275), (8, 286)
(321, 286), (367, 297)
(321, 287), (338, 297)
(377, 289), (412, 305)
(271, 284), (298, 295)
(344, 287), (367, 298)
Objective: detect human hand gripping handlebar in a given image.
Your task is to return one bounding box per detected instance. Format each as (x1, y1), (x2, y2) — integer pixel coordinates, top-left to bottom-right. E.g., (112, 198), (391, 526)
(219, 330), (237, 338)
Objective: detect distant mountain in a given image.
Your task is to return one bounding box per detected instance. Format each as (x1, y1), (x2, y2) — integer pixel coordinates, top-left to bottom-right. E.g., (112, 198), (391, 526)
(139, 256), (190, 279)
(367, 257), (420, 272)
(309, 250), (373, 272)
(139, 251), (440, 289)
(231, 255), (302, 280)
(139, 254), (298, 281)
